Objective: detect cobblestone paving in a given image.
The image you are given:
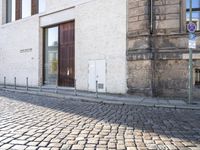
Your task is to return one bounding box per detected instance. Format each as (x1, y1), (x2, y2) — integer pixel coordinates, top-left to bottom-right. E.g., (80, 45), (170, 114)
(0, 91), (200, 150)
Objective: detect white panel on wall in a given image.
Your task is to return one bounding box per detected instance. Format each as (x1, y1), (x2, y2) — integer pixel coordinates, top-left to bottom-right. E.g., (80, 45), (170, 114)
(96, 60), (106, 92)
(88, 60), (96, 92)
(88, 60), (106, 93)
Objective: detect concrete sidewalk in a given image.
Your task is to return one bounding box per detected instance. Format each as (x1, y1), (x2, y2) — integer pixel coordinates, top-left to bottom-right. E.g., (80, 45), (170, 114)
(0, 85), (200, 110)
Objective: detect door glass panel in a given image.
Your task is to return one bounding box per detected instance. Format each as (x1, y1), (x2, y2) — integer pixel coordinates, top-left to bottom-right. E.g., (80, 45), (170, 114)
(44, 26), (58, 85)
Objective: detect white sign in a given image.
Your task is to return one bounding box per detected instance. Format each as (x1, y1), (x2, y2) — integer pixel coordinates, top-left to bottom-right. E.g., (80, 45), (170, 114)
(189, 40), (196, 49)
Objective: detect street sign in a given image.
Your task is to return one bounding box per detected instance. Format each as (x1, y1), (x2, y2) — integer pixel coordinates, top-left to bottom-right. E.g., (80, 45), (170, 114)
(187, 22), (197, 33)
(189, 40), (196, 49)
(189, 33), (196, 49)
(189, 33), (196, 40)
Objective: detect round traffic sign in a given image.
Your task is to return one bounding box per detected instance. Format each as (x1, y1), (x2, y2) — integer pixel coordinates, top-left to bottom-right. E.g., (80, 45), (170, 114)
(187, 22), (197, 33)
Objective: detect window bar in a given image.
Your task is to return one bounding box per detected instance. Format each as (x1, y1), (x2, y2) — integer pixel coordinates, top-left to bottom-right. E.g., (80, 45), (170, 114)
(198, 70), (200, 85)
(195, 69), (200, 86)
(195, 70), (197, 84)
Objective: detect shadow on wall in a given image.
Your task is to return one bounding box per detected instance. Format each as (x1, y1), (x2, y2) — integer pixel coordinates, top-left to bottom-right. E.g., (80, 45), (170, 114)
(0, 90), (200, 144)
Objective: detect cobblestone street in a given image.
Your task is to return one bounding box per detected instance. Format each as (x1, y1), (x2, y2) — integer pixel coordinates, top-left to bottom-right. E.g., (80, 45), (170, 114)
(0, 91), (199, 150)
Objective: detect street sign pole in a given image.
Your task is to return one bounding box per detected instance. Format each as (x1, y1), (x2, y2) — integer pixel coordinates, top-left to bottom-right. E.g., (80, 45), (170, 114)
(189, 0), (193, 104)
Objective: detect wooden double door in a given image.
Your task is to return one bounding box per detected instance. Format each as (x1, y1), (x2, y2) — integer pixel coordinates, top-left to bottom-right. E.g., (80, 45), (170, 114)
(58, 21), (75, 87)
(44, 21), (75, 87)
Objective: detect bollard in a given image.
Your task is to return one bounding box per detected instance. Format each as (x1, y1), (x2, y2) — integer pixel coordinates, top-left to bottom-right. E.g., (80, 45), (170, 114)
(96, 80), (98, 98)
(74, 79), (77, 96)
(39, 84), (42, 92)
(14, 77), (16, 89)
(26, 77), (28, 91)
(55, 80), (58, 93)
(3, 77), (6, 88)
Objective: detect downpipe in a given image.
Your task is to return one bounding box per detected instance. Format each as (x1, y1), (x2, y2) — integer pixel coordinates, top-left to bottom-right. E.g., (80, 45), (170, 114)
(150, 0), (153, 34)
(149, 0), (156, 97)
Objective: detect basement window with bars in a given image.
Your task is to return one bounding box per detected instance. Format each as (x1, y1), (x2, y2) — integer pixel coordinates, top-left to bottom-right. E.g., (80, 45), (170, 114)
(195, 69), (200, 87)
(186, 0), (200, 31)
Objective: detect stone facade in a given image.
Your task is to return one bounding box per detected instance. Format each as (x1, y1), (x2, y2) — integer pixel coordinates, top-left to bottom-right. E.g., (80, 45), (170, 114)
(128, 0), (200, 99)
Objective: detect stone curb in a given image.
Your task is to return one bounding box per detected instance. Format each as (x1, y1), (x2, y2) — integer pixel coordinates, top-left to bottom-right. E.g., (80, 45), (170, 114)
(1, 88), (200, 110)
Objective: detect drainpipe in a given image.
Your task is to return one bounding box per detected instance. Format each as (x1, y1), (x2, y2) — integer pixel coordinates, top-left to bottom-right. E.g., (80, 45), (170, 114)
(126, 0), (129, 93)
(150, 0), (153, 34)
(179, 0), (182, 33)
(149, 0), (156, 96)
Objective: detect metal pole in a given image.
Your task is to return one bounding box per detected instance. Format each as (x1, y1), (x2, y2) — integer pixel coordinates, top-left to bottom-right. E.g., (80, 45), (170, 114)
(189, 0), (193, 104)
(4, 77), (6, 88)
(14, 77), (16, 90)
(74, 79), (77, 96)
(96, 80), (98, 98)
(26, 77), (28, 91)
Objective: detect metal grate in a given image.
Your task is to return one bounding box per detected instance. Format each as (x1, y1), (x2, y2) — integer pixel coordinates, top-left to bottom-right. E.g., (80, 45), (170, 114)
(195, 69), (200, 87)
(98, 83), (104, 89)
